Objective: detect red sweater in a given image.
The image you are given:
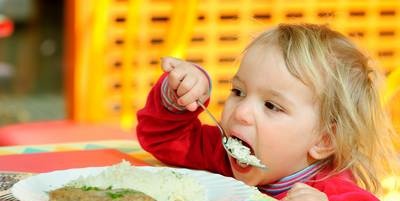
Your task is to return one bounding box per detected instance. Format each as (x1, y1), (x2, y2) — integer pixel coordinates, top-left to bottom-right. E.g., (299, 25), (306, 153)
(136, 74), (379, 201)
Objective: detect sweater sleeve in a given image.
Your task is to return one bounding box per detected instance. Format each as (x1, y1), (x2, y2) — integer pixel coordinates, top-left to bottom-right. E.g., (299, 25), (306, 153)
(136, 73), (232, 176)
(323, 182), (380, 201)
(274, 170), (380, 201)
(311, 170), (380, 201)
(328, 192), (379, 201)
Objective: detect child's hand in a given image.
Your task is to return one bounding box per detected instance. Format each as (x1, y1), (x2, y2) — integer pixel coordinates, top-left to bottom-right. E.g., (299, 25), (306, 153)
(161, 57), (210, 112)
(282, 183), (328, 201)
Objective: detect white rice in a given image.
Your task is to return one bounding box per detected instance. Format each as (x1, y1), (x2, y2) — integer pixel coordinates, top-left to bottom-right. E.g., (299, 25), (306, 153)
(224, 137), (264, 166)
(66, 161), (206, 201)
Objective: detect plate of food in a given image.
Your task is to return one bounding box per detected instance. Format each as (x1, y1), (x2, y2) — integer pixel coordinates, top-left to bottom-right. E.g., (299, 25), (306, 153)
(11, 161), (258, 201)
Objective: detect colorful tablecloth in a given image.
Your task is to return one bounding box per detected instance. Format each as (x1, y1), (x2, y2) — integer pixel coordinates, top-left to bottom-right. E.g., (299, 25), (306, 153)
(0, 140), (277, 201)
(0, 140), (163, 166)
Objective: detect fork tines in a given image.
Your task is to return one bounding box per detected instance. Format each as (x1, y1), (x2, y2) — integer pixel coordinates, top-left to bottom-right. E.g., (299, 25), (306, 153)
(0, 193), (18, 201)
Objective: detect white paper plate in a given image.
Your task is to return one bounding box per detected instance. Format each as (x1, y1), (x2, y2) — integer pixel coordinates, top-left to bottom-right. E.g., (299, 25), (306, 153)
(12, 166), (256, 201)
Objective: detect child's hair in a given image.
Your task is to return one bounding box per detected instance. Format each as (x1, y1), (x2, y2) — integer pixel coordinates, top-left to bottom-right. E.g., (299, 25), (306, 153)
(246, 23), (399, 194)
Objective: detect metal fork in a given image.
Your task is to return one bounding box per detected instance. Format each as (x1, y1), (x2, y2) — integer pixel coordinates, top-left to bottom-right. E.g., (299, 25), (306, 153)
(0, 193), (18, 201)
(196, 100), (267, 169)
(197, 100), (229, 141)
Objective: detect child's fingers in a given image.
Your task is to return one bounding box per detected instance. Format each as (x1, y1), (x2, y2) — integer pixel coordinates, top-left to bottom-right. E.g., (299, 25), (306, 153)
(288, 183), (313, 195)
(176, 76), (197, 97)
(284, 183), (327, 201)
(177, 83), (207, 107)
(161, 57), (183, 72)
(185, 93), (210, 111)
(291, 182), (310, 190)
(284, 183), (308, 200)
(185, 102), (198, 112)
(185, 94), (208, 111)
(168, 68), (187, 90)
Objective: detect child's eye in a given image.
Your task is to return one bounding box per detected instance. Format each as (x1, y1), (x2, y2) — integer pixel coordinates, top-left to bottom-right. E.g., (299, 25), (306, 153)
(231, 88), (244, 97)
(264, 101), (281, 112)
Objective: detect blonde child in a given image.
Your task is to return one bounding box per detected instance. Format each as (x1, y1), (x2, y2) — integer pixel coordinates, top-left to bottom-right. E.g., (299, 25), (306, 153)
(136, 23), (399, 200)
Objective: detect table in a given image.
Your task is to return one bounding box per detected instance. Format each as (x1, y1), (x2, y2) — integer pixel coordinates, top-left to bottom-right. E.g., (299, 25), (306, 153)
(0, 139), (163, 165)
(0, 149), (150, 173)
(0, 139), (276, 201)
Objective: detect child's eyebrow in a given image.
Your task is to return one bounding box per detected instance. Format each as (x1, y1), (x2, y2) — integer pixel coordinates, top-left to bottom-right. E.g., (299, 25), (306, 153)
(266, 89), (295, 107)
(233, 75), (294, 106)
(232, 75), (242, 83)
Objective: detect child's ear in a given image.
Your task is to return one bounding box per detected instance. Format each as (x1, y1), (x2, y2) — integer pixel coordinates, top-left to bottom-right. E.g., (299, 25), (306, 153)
(308, 131), (336, 160)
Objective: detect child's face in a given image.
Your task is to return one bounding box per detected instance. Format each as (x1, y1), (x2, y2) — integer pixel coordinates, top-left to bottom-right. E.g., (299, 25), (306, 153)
(221, 43), (323, 186)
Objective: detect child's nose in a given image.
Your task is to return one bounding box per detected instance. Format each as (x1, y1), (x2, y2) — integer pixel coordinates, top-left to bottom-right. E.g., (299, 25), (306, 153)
(233, 99), (255, 125)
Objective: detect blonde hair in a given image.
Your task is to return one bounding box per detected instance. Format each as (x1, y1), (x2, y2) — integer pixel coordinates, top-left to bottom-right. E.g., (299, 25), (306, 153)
(248, 23), (399, 194)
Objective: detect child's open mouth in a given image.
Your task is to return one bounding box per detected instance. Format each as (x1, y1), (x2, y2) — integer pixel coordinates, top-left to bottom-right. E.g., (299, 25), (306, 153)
(237, 140), (254, 166)
(231, 136), (255, 155)
(236, 136), (254, 153)
(229, 136), (253, 172)
(225, 136), (261, 171)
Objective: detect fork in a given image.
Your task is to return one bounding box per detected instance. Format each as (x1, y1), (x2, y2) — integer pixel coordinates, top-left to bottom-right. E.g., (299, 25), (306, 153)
(196, 100), (267, 169)
(196, 100), (229, 142)
(0, 193), (18, 201)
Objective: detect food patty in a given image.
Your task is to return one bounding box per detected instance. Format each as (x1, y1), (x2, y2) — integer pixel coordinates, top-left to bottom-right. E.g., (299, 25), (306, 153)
(49, 186), (156, 201)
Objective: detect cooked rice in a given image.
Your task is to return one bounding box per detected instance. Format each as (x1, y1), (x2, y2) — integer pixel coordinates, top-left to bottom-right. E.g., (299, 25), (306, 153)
(66, 161), (206, 201)
(224, 137), (263, 166)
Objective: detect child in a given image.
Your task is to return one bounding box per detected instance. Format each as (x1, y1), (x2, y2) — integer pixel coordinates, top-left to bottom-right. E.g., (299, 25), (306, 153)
(136, 23), (399, 200)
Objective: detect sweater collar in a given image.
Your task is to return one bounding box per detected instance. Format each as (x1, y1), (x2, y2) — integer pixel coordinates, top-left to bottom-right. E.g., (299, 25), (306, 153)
(257, 160), (328, 196)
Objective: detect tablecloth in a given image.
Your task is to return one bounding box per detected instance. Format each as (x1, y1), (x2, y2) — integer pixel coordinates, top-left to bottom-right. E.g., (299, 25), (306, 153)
(0, 140), (276, 201)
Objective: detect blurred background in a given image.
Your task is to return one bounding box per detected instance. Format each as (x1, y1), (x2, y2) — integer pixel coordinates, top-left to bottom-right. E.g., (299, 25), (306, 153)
(0, 0), (63, 125)
(0, 0), (399, 199)
(0, 0), (399, 130)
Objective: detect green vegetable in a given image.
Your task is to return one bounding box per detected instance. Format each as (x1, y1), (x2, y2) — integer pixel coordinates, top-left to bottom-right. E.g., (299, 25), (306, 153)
(106, 189), (141, 199)
(81, 186), (100, 191)
(79, 186), (142, 199)
(106, 191), (124, 199)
